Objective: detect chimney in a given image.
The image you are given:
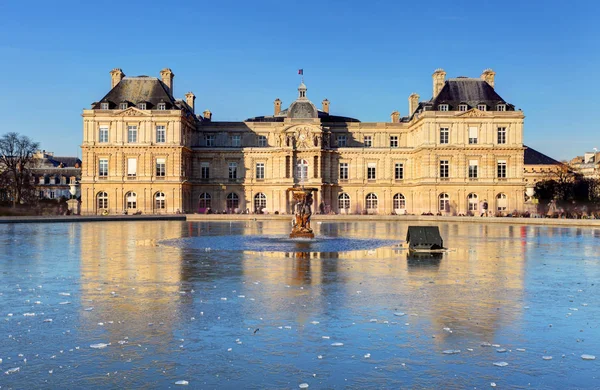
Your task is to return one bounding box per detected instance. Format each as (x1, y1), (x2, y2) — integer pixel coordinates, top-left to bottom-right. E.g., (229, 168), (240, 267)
(203, 109), (212, 121)
(432, 68), (446, 97)
(390, 111), (400, 123)
(160, 68), (175, 94)
(481, 68), (496, 88)
(110, 68), (125, 89)
(274, 98), (281, 115)
(185, 92), (196, 113)
(408, 93), (420, 116)
(322, 99), (330, 114)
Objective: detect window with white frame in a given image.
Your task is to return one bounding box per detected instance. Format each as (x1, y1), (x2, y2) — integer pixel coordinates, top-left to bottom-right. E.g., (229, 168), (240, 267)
(127, 158), (137, 177)
(336, 135), (347, 147)
(497, 193), (507, 211)
(459, 104), (468, 111)
(393, 193), (406, 210)
(155, 192), (166, 209)
(440, 127), (449, 144)
(231, 134), (241, 147)
(127, 126), (137, 143)
(139, 103), (146, 110)
(338, 193), (350, 210)
(468, 126), (478, 144)
(477, 104), (486, 111)
(206, 135), (215, 147)
(439, 104), (449, 111)
(156, 126), (166, 143)
(49, 191), (55, 199)
(439, 160), (449, 178)
(339, 162), (348, 180)
(364, 135), (372, 147)
(497, 104), (506, 111)
(99, 126), (109, 143)
(99, 158), (108, 177)
(201, 162), (210, 179)
(395, 163), (404, 180)
(156, 158), (166, 177)
(497, 160), (507, 178)
(228, 162), (237, 179)
(256, 162), (265, 179)
(367, 162), (376, 180)
(497, 127), (507, 144)
(390, 136), (398, 148)
(100, 102), (109, 110)
(296, 159), (308, 182)
(439, 193), (449, 212)
(226, 192), (239, 209)
(467, 193), (478, 212)
(157, 103), (166, 110)
(97, 192), (108, 209)
(365, 193), (378, 210)
(468, 160), (478, 178)
(120, 103), (128, 110)
(126, 192), (137, 209)
(258, 135), (267, 147)
(254, 193), (267, 212)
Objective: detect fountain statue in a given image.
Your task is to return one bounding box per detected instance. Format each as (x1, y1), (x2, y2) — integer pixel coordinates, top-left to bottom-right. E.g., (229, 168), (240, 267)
(289, 187), (318, 239)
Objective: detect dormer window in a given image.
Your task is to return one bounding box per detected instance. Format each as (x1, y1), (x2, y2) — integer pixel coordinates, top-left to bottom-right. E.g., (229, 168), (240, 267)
(438, 104), (449, 111)
(139, 103), (146, 110)
(458, 104), (468, 111)
(157, 103), (166, 110)
(477, 104), (487, 111)
(497, 104), (506, 111)
(120, 103), (128, 110)
(100, 102), (109, 110)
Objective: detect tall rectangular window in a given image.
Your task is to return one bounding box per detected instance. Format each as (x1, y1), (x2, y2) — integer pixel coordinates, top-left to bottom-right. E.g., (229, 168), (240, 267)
(337, 135), (347, 147)
(497, 160), (507, 178)
(339, 162), (348, 180)
(99, 126), (109, 143)
(458, 104), (468, 111)
(468, 127), (478, 144)
(157, 103), (166, 110)
(440, 127), (449, 144)
(285, 156), (291, 178)
(99, 158), (108, 177)
(206, 135), (215, 147)
(258, 135), (267, 147)
(231, 134), (241, 147)
(201, 162), (210, 179)
(228, 162), (237, 179)
(497, 104), (506, 111)
(364, 136), (372, 147)
(439, 104), (449, 111)
(313, 156), (319, 178)
(367, 162), (376, 180)
(127, 158), (137, 177)
(395, 163), (404, 180)
(468, 160), (478, 178)
(256, 162), (265, 179)
(127, 126), (137, 143)
(156, 126), (166, 143)
(156, 158), (166, 177)
(439, 160), (449, 178)
(390, 136), (398, 148)
(477, 104), (487, 111)
(497, 127), (507, 144)
(100, 102), (109, 110)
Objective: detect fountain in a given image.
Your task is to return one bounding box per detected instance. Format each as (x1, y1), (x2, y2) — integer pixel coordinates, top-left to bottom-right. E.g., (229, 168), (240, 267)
(289, 187), (318, 239)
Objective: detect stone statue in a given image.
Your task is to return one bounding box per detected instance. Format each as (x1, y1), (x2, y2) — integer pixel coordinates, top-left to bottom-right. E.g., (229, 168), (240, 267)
(289, 188), (317, 238)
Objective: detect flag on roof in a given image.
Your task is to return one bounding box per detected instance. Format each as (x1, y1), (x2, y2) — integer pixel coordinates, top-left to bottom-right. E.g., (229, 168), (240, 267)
(298, 69), (303, 75)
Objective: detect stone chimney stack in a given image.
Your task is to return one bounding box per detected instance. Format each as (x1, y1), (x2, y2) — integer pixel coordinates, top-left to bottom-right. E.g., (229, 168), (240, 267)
(274, 98), (281, 115)
(203, 109), (212, 121)
(160, 68), (175, 94)
(390, 111), (400, 123)
(481, 68), (496, 88)
(322, 99), (330, 114)
(432, 68), (446, 97)
(185, 92), (196, 113)
(408, 93), (420, 116)
(110, 68), (125, 89)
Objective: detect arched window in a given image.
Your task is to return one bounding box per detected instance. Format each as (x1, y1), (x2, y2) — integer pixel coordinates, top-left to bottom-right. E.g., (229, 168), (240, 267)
(467, 193), (478, 212)
(439, 193), (449, 212)
(125, 192), (137, 209)
(365, 193), (378, 210)
(97, 191), (108, 209)
(296, 159), (308, 182)
(198, 193), (211, 209)
(254, 193), (267, 213)
(227, 192), (239, 210)
(496, 193), (507, 211)
(155, 192), (165, 210)
(393, 193), (406, 211)
(338, 193), (350, 210)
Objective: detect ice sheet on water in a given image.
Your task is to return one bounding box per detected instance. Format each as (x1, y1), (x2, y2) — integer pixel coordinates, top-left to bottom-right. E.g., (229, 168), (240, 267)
(331, 342), (344, 347)
(394, 312), (406, 317)
(90, 343), (110, 349)
(299, 383), (309, 388)
(310, 321), (319, 325)
(496, 348), (507, 353)
(23, 313), (35, 317)
(175, 380), (189, 385)
(59, 293), (71, 296)
(443, 350), (461, 355)
(542, 356), (552, 360)
(493, 362), (508, 367)
(516, 348), (526, 352)
(581, 355), (596, 360)
(59, 302), (71, 305)
(5, 367), (20, 374)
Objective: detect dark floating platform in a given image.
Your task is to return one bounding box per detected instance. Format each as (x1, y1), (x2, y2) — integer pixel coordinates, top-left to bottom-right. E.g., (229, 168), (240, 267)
(406, 226), (445, 251)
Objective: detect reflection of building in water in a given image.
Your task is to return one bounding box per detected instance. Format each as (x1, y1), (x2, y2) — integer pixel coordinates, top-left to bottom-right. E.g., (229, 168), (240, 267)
(79, 222), (185, 343)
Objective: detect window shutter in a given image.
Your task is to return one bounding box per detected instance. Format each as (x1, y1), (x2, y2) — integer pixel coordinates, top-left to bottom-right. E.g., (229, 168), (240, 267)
(127, 158), (137, 175)
(468, 127), (478, 138)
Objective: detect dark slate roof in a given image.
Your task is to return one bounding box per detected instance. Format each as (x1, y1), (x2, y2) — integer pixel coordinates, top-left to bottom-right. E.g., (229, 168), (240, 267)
(35, 156), (81, 169)
(524, 146), (561, 165)
(92, 77), (178, 110)
(431, 78), (514, 111)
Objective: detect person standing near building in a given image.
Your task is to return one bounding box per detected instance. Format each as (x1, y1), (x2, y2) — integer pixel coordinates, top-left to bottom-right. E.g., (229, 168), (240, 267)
(481, 199), (489, 217)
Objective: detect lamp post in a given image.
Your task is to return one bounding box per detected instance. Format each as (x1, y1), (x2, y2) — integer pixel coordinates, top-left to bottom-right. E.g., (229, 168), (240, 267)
(67, 180), (80, 215)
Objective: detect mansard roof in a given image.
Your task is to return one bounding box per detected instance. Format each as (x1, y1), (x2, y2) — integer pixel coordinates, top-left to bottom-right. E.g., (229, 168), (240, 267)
(92, 77), (183, 111)
(524, 146), (562, 165)
(431, 78), (514, 111)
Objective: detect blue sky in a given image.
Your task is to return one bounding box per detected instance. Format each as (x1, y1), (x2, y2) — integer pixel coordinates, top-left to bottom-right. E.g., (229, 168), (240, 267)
(0, 0), (597, 160)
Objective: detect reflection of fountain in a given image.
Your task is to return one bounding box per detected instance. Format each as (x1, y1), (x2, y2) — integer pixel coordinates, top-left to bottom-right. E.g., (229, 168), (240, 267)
(289, 187), (318, 239)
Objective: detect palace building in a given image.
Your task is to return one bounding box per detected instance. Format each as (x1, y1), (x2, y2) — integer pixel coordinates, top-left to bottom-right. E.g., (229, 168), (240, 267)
(81, 67), (532, 216)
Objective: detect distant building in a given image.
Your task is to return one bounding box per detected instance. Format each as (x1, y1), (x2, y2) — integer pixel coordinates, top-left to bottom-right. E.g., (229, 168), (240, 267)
(31, 151), (81, 200)
(568, 151), (600, 180)
(523, 146), (565, 187)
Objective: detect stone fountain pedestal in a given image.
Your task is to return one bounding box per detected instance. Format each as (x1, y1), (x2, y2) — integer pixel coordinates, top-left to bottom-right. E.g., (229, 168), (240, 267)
(289, 187), (318, 239)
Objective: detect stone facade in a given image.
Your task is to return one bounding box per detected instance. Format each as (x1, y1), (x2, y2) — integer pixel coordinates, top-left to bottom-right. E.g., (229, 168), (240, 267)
(81, 68), (530, 216)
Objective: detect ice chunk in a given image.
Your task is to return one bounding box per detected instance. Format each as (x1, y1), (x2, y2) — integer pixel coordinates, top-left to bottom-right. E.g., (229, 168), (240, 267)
(23, 313), (35, 317)
(59, 302), (71, 305)
(299, 383), (309, 388)
(175, 380), (189, 385)
(227, 348), (232, 352)
(322, 336), (330, 339)
(491, 383), (496, 387)
(516, 348), (526, 352)
(90, 343), (110, 349)
(331, 342), (344, 347)
(369, 319), (378, 323)
(443, 327), (452, 333)
(364, 353), (371, 358)
(493, 362), (508, 367)
(443, 350), (461, 355)
(581, 355), (596, 360)
(542, 356), (552, 360)
(317, 355), (323, 359)
(496, 348), (507, 353)
(310, 321), (319, 325)
(5, 367), (20, 374)
(59, 293), (71, 296)
(43, 319), (53, 323)
(394, 312), (406, 317)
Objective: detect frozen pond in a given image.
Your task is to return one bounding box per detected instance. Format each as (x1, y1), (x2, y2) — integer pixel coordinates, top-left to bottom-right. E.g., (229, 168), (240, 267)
(0, 220), (599, 389)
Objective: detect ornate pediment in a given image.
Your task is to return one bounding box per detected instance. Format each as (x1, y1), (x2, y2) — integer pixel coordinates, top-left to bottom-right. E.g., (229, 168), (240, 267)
(456, 108), (486, 118)
(276, 125), (323, 149)
(120, 108), (151, 117)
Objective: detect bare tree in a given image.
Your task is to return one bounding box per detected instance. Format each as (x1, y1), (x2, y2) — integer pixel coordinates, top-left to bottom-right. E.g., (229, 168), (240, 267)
(0, 132), (39, 207)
